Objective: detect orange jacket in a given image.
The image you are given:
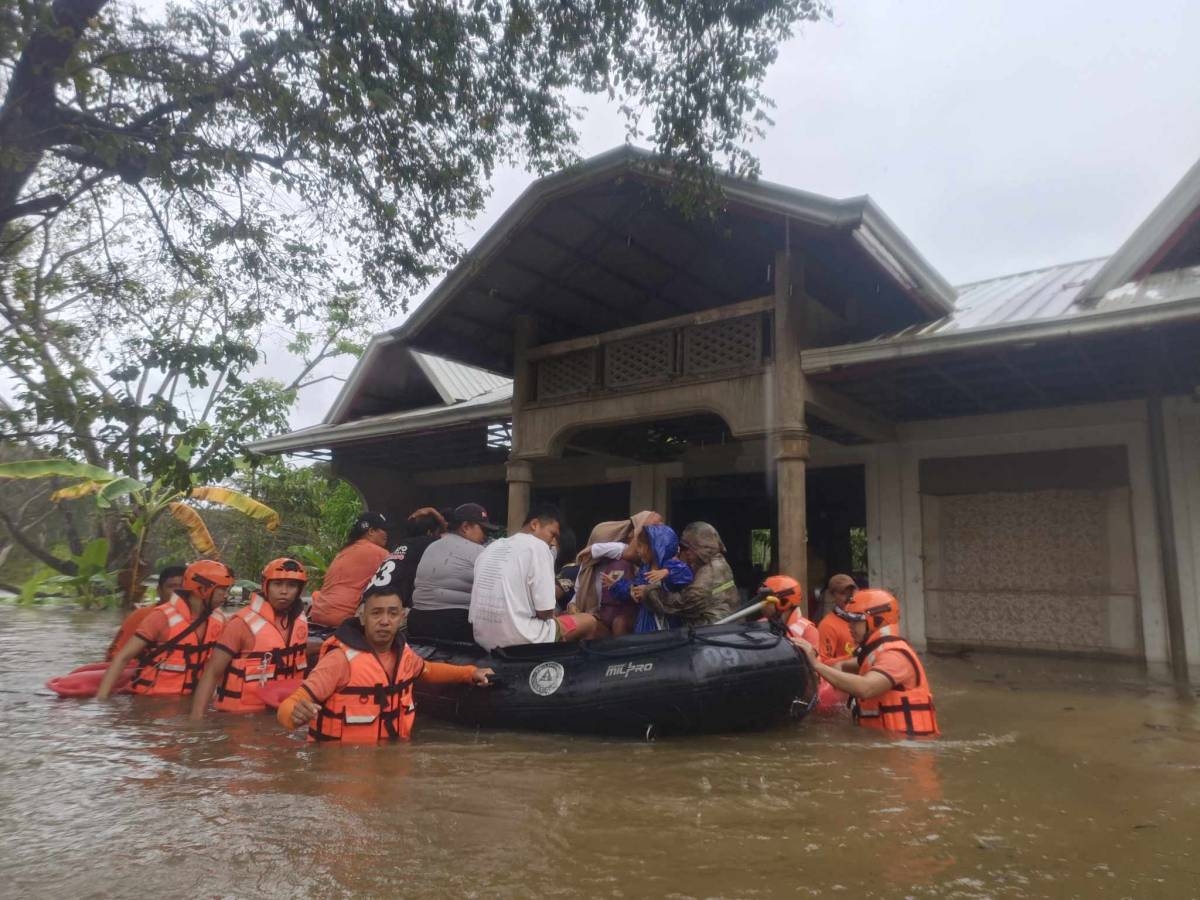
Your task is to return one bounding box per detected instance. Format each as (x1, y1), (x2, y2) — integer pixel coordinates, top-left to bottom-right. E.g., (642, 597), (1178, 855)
(853, 632), (939, 737)
(106, 605), (157, 661)
(215, 594), (308, 713)
(306, 641), (425, 743)
(817, 610), (856, 663)
(308, 539), (391, 627)
(130, 597), (225, 696)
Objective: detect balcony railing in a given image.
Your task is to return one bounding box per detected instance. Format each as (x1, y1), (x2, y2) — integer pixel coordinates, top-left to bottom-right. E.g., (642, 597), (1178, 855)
(529, 296), (773, 403)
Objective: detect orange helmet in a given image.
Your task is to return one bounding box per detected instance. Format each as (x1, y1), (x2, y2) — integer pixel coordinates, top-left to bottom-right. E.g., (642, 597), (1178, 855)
(837, 588), (900, 636)
(181, 559), (235, 600)
(760, 575), (803, 616)
(261, 557), (308, 590)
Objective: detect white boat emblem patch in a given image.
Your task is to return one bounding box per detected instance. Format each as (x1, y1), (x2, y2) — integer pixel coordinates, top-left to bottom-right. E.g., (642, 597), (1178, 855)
(528, 661), (565, 696)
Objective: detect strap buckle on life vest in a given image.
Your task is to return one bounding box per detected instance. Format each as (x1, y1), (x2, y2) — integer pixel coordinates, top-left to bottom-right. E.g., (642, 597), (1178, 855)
(256, 651), (274, 686)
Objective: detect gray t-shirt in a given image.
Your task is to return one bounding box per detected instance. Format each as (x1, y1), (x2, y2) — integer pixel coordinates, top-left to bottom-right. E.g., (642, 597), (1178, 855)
(412, 532), (485, 611)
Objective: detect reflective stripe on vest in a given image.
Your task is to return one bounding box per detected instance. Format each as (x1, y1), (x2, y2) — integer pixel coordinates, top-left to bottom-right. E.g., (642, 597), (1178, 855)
(851, 635), (940, 737)
(216, 596), (307, 711)
(307, 643), (425, 743)
(130, 597), (218, 696)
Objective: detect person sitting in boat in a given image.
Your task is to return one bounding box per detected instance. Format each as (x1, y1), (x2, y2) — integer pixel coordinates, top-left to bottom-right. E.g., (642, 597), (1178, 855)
(793, 589), (940, 738)
(757, 575), (819, 646)
(572, 511), (664, 616)
(604, 524), (694, 633)
(308, 512), (393, 636)
(636, 521), (739, 629)
(408, 503), (499, 643)
(553, 527), (578, 610)
(576, 538), (644, 635)
(105, 565), (185, 661)
(189, 557), (309, 718)
(469, 504), (599, 650)
(816, 573), (859, 664)
(390, 506), (448, 607)
(277, 560), (492, 742)
(96, 560), (234, 699)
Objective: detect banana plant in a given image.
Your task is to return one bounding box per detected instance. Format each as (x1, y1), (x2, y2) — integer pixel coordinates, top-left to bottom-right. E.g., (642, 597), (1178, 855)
(0, 457), (280, 603)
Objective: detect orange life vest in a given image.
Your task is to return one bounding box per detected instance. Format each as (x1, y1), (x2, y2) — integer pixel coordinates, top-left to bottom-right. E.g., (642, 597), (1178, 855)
(215, 594), (309, 712)
(852, 632), (939, 737)
(308, 630), (426, 743)
(130, 597), (225, 696)
(784, 608), (819, 647)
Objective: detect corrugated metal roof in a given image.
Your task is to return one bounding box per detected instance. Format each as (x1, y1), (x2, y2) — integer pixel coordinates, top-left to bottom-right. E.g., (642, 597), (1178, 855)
(249, 384), (512, 455)
(802, 262), (1200, 374)
(410, 350), (510, 403)
(877, 257), (1110, 342)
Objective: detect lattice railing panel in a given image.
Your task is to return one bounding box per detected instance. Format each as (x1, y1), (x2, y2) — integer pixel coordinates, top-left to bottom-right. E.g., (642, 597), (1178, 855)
(682, 315), (764, 375)
(604, 333), (676, 388)
(536, 349), (596, 399)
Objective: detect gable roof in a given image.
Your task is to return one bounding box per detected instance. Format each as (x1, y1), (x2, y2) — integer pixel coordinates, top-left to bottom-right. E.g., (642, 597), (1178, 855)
(1079, 156), (1200, 304)
(390, 144), (956, 371)
(323, 343), (510, 425)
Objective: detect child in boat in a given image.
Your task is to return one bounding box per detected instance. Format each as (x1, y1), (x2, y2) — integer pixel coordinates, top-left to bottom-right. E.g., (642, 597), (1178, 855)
(608, 525), (694, 633)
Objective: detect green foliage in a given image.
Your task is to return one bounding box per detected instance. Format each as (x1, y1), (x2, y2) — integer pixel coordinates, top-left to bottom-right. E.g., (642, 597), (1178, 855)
(9, 538), (120, 608)
(0, 0), (827, 581)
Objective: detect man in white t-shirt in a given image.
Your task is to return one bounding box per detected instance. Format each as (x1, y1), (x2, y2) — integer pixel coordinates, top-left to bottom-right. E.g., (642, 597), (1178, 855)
(469, 505), (598, 650)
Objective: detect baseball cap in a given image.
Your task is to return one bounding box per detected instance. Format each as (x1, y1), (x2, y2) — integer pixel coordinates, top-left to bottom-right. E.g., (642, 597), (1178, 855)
(351, 511), (389, 538)
(827, 574), (857, 595)
(451, 502), (500, 533)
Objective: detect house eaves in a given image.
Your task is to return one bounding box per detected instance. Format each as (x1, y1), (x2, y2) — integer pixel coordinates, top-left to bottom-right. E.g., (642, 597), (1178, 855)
(802, 264), (1200, 375)
(1079, 155), (1200, 304)
(392, 145), (956, 359)
(251, 387), (512, 455)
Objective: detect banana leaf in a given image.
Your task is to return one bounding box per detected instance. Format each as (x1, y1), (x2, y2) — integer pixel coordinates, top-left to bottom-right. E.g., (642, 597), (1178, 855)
(190, 486), (280, 531)
(167, 502), (218, 557)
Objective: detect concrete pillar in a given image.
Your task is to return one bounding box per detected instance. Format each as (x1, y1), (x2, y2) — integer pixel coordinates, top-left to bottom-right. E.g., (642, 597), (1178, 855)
(628, 466), (655, 514)
(507, 314), (536, 533)
(776, 430), (810, 587)
(771, 235), (809, 586)
(506, 460), (533, 533)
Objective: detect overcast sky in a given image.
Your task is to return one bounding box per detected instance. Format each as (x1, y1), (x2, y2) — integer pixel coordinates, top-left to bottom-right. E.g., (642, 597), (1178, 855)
(283, 0), (1200, 427)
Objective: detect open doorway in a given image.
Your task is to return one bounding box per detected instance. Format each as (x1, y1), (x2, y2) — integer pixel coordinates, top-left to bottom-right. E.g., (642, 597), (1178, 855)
(806, 464), (867, 620)
(669, 465), (866, 608)
(533, 481), (632, 561)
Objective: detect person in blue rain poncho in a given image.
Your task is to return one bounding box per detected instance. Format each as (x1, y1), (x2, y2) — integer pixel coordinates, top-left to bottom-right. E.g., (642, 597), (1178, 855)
(606, 524), (694, 633)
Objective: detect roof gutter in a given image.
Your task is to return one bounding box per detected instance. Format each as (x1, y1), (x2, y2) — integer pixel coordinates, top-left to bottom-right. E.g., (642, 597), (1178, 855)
(250, 396), (513, 455)
(802, 292), (1200, 375)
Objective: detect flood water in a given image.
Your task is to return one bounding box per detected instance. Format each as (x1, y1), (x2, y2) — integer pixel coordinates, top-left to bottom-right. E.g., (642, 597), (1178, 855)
(2, 605), (1198, 899)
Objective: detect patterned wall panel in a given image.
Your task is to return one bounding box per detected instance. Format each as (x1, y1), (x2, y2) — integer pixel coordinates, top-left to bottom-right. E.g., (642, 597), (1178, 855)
(536, 349), (596, 400)
(604, 333), (676, 389)
(682, 315), (763, 376)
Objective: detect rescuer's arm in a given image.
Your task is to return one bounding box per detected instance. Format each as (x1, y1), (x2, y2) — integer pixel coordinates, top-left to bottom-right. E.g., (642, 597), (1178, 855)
(188, 646), (235, 720)
(277, 650), (347, 729)
(96, 635), (149, 699)
(792, 638), (893, 700)
(420, 662), (494, 686)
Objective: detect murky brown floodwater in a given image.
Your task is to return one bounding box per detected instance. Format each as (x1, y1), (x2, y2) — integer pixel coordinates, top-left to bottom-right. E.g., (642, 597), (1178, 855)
(1, 605), (1198, 899)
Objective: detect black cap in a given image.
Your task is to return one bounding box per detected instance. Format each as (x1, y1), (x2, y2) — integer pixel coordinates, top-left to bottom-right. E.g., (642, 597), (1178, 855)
(351, 511), (389, 538)
(451, 502), (500, 533)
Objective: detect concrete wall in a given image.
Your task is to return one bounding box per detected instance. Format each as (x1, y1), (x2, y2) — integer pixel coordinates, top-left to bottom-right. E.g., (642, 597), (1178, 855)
(1163, 395), (1200, 677)
(806, 399), (1178, 665)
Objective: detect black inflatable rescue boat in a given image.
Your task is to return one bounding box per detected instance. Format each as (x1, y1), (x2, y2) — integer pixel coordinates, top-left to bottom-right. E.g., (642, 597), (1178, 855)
(409, 622), (818, 737)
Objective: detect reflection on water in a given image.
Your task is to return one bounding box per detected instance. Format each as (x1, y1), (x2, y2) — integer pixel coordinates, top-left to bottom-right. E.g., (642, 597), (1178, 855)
(1, 605), (1197, 898)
